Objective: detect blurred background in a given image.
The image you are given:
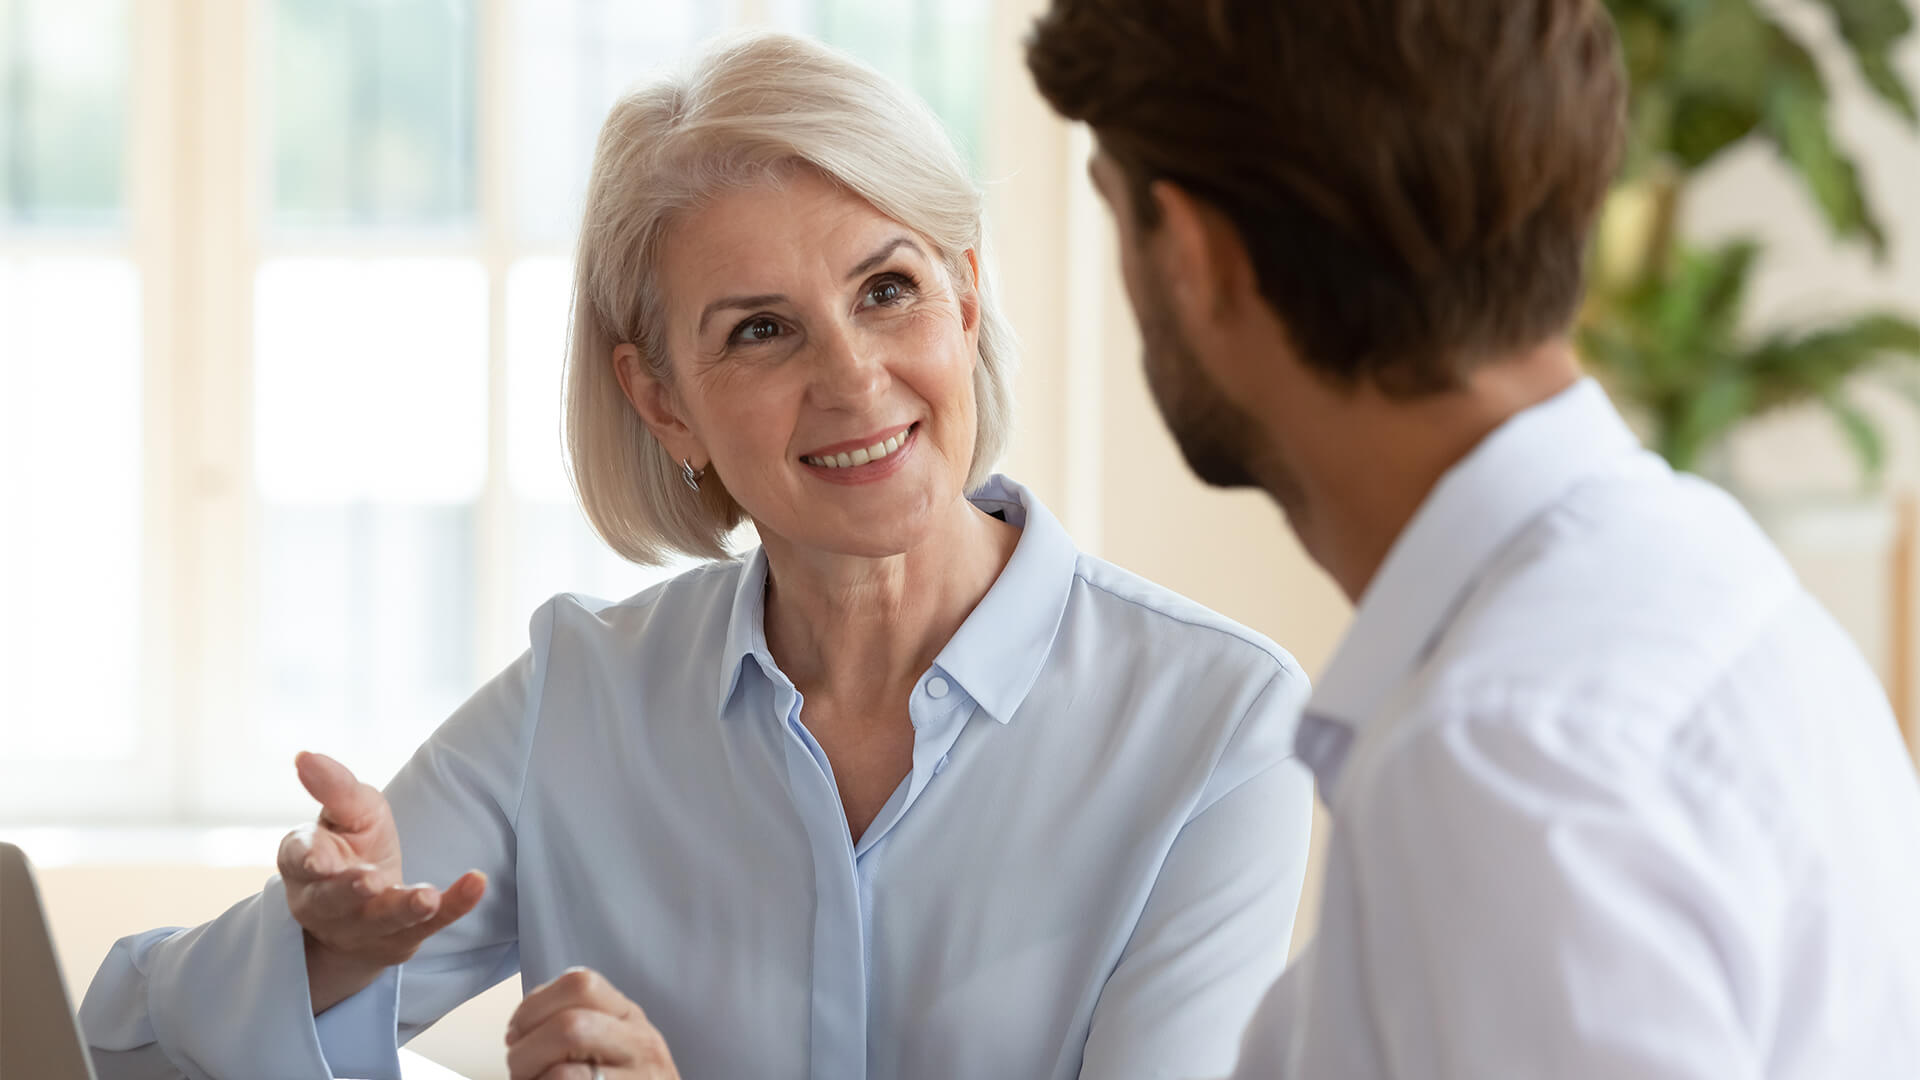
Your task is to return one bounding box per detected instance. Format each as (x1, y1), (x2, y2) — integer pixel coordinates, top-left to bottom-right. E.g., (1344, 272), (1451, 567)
(1, 1), (1916, 1076)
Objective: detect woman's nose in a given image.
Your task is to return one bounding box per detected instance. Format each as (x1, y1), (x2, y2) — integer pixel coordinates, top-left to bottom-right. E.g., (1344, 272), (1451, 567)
(809, 325), (888, 406)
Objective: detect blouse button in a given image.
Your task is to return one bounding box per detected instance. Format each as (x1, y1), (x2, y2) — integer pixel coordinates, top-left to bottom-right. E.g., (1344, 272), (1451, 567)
(925, 676), (951, 699)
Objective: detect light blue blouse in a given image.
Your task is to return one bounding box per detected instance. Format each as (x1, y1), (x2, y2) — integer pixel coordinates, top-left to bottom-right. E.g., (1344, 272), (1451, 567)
(81, 476), (1314, 1080)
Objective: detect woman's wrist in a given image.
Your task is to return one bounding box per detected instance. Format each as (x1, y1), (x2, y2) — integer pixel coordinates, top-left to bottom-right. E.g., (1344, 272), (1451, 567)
(304, 931), (386, 1015)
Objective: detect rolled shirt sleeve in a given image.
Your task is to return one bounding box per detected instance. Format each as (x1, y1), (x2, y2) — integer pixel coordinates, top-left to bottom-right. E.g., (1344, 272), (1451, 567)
(81, 605), (551, 1080)
(82, 877), (331, 1080)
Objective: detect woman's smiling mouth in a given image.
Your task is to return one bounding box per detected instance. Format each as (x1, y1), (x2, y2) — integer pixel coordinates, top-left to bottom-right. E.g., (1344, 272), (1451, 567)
(800, 422), (918, 471)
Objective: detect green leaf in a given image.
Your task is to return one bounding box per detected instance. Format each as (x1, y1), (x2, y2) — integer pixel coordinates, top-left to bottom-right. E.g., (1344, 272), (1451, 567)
(1787, 313), (1920, 366)
(1815, 0), (1915, 41)
(1859, 52), (1920, 126)
(1694, 240), (1761, 338)
(1614, 6), (1677, 91)
(1672, 0), (1773, 100)
(1761, 54), (1888, 256)
(1609, 0), (1716, 24)
(1622, 85), (1679, 180)
(1645, 238), (1760, 349)
(1669, 95), (1763, 166)
(1666, 374), (1757, 471)
(1742, 312), (1920, 412)
(1822, 391), (1887, 484)
(1806, 0), (1920, 124)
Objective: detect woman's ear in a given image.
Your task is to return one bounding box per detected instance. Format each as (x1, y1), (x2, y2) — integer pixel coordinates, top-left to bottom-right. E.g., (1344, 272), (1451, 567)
(612, 344), (707, 467)
(959, 249), (982, 334)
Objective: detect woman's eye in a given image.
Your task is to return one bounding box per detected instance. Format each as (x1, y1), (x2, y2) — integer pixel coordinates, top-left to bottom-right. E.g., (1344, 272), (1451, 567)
(863, 274), (915, 308)
(730, 317), (782, 345)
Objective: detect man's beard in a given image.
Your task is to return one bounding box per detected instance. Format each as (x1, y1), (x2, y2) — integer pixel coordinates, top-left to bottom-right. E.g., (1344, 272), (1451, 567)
(1135, 267), (1282, 496)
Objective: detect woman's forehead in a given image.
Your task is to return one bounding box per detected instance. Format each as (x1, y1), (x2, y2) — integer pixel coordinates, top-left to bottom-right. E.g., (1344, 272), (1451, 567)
(663, 179), (933, 293)
(691, 173), (899, 247)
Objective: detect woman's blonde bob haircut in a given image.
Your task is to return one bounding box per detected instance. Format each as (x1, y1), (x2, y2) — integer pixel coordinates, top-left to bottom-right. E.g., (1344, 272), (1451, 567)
(564, 31), (1018, 566)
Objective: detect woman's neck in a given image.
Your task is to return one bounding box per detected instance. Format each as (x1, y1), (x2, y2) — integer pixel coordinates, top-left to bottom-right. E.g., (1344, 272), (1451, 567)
(759, 497), (1020, 700)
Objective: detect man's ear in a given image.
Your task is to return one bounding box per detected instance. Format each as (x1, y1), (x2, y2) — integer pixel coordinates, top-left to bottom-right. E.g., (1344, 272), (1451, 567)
(612, 344), (707, 468)
(1148, 180), (1255, 326)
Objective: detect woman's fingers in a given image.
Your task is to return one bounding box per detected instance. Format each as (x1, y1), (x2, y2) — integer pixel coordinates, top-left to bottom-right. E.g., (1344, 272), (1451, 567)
(293, 873), (487, 955)
(505, 968), (677, 1080)
(507, 968), (626, 1045)
(277, 822), (357, 883)
(295, 751), (388, 835)
(277, 827), (317, 881)
(506, 1007), (628, 1080)
(417, 870), (488, 933)
(297, 865), (386, 923)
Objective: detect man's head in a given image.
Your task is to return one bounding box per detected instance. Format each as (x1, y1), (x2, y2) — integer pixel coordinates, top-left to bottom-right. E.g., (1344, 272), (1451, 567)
(1027, 0), (1626, 498)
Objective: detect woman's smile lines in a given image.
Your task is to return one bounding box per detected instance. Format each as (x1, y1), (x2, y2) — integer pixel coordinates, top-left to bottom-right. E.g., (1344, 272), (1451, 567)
(802, 424), (915, 469)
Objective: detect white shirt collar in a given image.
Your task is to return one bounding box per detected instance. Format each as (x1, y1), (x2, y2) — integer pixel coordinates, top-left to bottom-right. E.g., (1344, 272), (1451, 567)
(1299, 378), (1644, 794)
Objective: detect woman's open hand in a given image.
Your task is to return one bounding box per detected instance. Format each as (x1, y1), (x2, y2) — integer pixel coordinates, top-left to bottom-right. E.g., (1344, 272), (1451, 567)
(506, 968), (681, 1080)
(277, 751), (488, 1013)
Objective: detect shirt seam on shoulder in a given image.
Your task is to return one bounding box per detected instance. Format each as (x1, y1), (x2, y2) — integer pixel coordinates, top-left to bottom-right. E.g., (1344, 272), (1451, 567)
(508, 601), (560, 831)
(1188, 669), (1296, 823)
(1072, 568), (1304, 678)
(1376, 676), (1801, 849)
(586, 556), (738, 616)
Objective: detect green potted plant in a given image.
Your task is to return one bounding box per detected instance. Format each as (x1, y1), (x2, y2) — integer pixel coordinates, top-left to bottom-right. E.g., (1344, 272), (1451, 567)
(1582, 0), (1920, 485)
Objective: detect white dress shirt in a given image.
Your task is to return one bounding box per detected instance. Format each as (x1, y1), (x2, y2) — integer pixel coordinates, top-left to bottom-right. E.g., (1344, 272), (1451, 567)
(81, 476), (1317, 1080)
(1231, 380), (1920, 1079)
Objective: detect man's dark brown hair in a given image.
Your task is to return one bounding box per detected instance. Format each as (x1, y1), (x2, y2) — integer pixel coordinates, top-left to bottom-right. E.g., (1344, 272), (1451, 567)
(1027, 0), (1627, 395)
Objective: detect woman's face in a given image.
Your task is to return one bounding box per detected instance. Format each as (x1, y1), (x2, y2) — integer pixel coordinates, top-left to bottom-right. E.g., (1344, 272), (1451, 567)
(621, 169), (983, 561)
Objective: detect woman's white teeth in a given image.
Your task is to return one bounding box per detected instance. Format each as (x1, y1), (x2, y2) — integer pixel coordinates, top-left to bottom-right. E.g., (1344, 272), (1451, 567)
(807, 430), (908, 469)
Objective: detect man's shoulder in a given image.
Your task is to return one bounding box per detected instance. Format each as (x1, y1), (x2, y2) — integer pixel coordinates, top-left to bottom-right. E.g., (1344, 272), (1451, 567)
(1415, 466), (1804, 722)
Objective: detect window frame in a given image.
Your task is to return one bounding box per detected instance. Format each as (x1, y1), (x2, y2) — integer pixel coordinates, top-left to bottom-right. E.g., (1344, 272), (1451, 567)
(0, 0), (1093, 825)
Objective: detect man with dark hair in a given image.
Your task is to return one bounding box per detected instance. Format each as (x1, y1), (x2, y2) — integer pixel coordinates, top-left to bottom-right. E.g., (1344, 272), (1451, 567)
(1027, 1), (1920, 1076)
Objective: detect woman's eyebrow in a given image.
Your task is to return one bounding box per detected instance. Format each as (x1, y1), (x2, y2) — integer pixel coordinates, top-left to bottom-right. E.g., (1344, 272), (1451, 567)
(694, 238), (922, 334)
(845, 236), (922, 280)
(698, 293), (786, 334)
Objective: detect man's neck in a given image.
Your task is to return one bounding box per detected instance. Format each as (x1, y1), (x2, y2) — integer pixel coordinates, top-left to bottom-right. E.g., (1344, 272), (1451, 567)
(1270, 345), (1584, 603)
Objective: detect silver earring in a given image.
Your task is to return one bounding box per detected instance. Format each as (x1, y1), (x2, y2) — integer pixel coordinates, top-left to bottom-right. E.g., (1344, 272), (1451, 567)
(681, 458), (705, 491)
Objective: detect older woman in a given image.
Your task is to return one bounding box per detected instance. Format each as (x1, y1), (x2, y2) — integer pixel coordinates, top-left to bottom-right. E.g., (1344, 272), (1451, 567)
(81, 32), (1312, 1080)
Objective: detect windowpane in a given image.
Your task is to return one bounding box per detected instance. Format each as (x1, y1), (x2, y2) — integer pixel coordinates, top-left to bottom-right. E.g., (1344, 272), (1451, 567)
(511, 0), (736, 245)
(505, 255), (681, 632)
(253, 258), (487, 779)
(504, 257), (573, 503)
(769, 0), (990, 169)
(0, 0), (129, 227)
(256, 502), (477, 784)
(0, 257), (142, 757)
(268, 0), (477, 229)
(254, 258), (488, 503)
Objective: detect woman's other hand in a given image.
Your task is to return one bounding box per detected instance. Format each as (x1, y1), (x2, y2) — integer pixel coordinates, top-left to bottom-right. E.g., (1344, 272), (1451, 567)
(505, 967), (681, 1080)
(277, 750), (488, 1013)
